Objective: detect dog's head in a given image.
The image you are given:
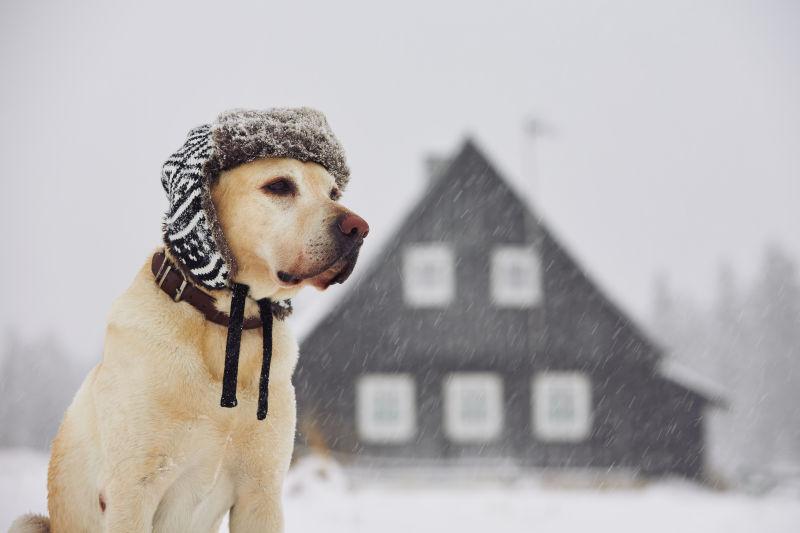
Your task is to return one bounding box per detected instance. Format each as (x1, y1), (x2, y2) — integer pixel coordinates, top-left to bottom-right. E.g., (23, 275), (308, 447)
(211, 156), (368, 300)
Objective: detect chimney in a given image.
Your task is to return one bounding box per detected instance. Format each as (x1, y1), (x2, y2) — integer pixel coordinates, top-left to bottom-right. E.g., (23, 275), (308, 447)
(424, 154), (451, 186)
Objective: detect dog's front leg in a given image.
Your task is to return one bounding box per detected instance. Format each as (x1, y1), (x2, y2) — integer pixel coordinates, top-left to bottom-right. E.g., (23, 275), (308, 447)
(103, 487), (158, 533)
(101, 452), (179, 533)
(228, 483), (285, 533)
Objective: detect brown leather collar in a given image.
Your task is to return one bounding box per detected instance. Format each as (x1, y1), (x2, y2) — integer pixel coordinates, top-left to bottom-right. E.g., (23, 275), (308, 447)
(151, 251), (265, 329)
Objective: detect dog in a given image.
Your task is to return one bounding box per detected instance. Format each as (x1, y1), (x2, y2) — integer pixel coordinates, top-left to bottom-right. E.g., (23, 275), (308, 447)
(11, 146), (368, 532)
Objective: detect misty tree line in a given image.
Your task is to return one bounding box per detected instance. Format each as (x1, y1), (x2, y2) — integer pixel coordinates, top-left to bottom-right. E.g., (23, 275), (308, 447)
(651, 244), (800, 477)
(0, 332), (88, 450)
(1, 245), (798, 482)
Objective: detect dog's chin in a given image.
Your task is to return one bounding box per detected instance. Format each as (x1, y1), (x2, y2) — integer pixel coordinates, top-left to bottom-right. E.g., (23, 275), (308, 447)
(275, 244), (362, 291)
(308, 247), (361, 290)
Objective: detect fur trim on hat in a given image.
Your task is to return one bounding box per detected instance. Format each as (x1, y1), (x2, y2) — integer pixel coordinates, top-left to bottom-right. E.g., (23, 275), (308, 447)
(209, 107), (350, 189)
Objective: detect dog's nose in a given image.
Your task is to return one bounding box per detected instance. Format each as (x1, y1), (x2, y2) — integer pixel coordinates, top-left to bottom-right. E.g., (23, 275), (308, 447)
(338, 212), (370, 239)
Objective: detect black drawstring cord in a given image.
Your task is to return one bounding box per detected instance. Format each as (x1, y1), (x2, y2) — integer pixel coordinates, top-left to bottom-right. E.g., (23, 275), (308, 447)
(220, 282), (249, 408)
(256, 298), (274, 420)
(219, 285), (275, 421)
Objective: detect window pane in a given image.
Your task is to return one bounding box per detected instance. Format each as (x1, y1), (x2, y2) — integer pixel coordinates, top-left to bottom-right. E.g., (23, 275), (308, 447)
(548, 386), (576, 421)
(403, 244), (455, 307)
(357, 374), (416, 443)
(444, 373), (503, 442)
(373, 389), (401, 423)
(532, 372), (592, 442)
(460, 388), (489, 422)
(491, 246), (542, 307)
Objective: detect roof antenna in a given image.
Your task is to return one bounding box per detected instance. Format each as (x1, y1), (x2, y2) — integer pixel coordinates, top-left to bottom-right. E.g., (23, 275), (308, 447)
(522, 116), (554, 215)
(522, 116), (554, 360)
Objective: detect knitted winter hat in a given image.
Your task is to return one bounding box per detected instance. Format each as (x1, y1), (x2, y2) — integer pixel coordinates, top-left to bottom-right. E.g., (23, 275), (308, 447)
(161, 107), (350, 290)
(159, 107), (350, 420)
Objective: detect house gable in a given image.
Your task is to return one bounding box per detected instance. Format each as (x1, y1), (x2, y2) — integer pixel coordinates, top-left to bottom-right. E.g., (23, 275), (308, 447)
(300, 139), (662, 371)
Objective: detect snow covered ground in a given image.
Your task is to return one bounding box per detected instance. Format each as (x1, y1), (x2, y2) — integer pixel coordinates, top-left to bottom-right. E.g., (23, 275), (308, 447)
(2, 449), (799, 533)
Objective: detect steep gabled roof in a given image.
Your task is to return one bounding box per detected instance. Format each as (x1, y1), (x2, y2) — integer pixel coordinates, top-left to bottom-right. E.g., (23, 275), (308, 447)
(355, 138), (665, 355)
(302, 138), (721, 405)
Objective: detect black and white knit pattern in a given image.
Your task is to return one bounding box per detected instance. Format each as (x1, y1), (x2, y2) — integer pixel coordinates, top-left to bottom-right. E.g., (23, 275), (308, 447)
(161, 125), (231, 289)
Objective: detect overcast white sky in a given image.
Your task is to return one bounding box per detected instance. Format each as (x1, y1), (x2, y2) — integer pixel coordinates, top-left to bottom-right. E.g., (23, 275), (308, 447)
(1, 0), (798, 359)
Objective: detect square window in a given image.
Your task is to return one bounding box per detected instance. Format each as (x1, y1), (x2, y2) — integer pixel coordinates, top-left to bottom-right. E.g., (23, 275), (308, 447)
(356, 374), (416, 443)
(491, 246), (542, 307)
(403, 244), (455, 307)
(444, 373), (504, 442)
(532, 372), (592, 442)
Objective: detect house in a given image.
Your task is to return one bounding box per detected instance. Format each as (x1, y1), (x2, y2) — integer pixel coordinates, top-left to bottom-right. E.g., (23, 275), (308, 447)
(295, 139), (720, 479)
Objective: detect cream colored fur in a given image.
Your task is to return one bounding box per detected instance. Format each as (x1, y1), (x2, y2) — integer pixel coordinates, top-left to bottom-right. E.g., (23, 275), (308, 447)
(19, 158), (363, 533)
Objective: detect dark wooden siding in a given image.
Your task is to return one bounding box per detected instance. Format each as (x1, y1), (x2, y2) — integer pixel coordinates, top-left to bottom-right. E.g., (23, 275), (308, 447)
(296, 140), (707, 478)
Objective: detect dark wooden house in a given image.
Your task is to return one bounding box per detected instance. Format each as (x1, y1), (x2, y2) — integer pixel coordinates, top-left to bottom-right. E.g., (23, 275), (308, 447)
(296, 139), (719, 479)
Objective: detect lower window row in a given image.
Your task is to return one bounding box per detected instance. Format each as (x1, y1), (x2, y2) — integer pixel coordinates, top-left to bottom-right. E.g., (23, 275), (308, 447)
(356, 371), (593, 444)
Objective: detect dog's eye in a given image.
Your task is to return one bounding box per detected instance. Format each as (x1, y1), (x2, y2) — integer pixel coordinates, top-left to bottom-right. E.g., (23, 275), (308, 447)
(330, 188), (342, 201)
(262, 178), (296, 196)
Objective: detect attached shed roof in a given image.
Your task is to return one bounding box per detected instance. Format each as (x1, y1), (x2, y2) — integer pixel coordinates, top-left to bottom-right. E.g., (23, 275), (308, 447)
(658, 358), (728, 408)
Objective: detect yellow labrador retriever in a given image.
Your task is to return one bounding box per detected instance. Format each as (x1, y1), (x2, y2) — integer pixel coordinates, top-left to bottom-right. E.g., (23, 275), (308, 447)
(11, 109), (367, 532)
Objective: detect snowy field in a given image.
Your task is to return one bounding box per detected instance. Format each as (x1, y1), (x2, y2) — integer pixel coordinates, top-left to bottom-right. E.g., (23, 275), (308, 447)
(3, 449), (800, 533)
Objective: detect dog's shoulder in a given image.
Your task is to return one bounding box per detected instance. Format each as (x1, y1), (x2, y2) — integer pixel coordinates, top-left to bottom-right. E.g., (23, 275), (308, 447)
(111, 256), (205, 337)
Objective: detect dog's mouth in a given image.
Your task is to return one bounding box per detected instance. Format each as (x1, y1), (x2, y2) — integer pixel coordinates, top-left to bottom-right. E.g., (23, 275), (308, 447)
(277, 243), (362, 290)
(310, 247), (361, 289)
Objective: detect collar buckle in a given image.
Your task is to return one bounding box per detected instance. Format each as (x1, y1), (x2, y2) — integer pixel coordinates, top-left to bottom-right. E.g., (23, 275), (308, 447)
(174, 279), (188, 302)
(155, 253), (187, 302)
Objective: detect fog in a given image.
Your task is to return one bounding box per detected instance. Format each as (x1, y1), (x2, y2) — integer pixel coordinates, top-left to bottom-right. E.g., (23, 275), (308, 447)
(2, 2), (800, 531)
(0, 0), (796, 358)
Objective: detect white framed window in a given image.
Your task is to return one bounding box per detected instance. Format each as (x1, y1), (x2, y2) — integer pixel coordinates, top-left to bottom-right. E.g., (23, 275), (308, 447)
(403, 244), (455, 307)
(490, 246), (542, 307)
(532, 372), (592, 442)
(443, 372), (504, 442)
(356, 374), (416, 443)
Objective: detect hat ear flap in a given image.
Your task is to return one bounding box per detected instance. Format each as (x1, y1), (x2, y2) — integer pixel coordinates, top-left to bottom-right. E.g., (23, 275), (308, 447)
(161, 125), (234, 289)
